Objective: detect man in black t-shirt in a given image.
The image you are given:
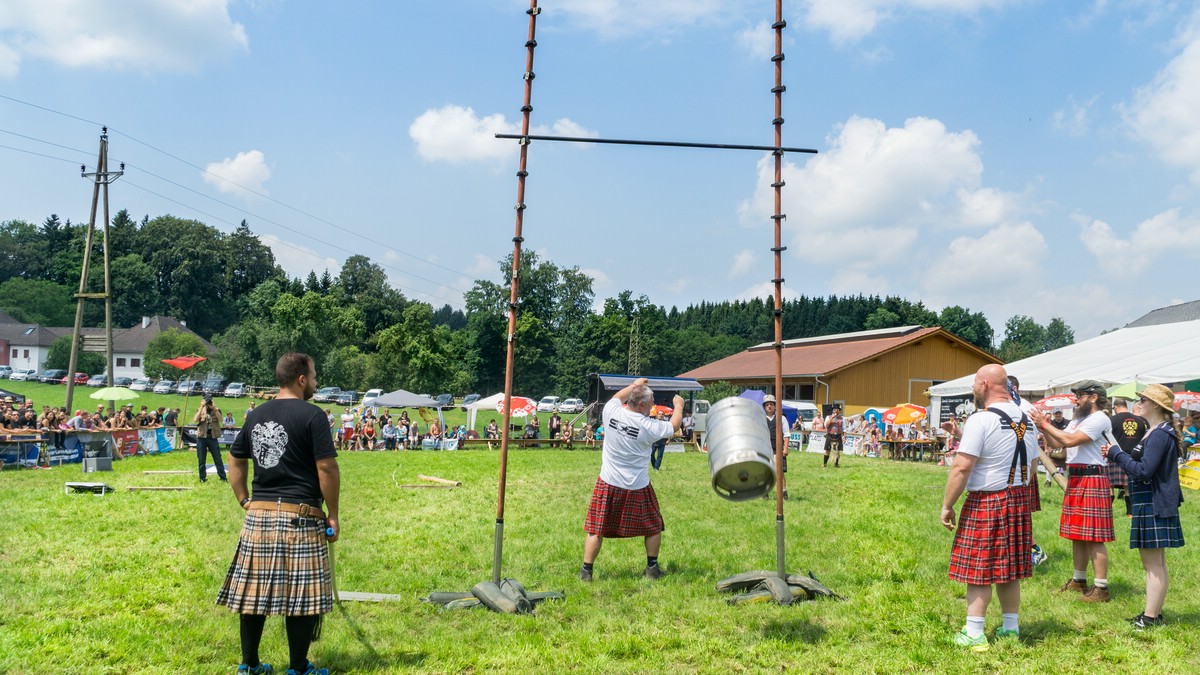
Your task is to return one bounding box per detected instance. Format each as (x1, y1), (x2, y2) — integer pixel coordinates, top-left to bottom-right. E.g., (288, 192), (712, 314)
(1108, 398), (1148, 516)
(216, 352), (341, 675)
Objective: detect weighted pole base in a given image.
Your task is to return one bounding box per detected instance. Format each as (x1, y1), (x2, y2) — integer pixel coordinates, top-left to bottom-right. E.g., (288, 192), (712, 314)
(424, 578), (565, 614)
(717, 569), (843, 605)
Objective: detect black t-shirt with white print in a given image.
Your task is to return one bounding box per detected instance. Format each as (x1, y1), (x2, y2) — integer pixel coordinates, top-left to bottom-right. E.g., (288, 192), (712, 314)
(230, 398), (337, 506)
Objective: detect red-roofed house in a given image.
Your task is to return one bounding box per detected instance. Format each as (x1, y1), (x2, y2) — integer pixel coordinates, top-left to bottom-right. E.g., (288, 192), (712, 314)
(678, 325), (999, 413)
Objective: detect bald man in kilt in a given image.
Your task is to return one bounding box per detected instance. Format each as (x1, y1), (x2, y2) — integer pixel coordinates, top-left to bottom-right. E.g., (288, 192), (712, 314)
(581, 378), (683, 581)
(1030, 380), (1116, 603)
(942, 365), (1039, 651)
(217, 353), (341, 675)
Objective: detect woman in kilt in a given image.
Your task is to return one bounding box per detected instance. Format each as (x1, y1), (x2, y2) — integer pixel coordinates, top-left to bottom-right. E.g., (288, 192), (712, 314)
(1106, 384), (1185, 629)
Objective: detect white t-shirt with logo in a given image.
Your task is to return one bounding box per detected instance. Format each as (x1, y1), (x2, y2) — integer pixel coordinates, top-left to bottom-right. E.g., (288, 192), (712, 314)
(957, 401), (1039, 492)
(598, 397), (675, 490)
(1066, 410), (1111, 465)
(341, 413), (355, 430)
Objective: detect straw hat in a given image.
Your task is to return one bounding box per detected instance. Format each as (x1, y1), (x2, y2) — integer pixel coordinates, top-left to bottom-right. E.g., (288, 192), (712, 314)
(1139, 383), (1175, 415)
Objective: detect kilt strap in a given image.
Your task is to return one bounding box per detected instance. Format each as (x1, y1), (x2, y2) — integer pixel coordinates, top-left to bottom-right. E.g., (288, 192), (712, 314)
(246, 500), (326, 520)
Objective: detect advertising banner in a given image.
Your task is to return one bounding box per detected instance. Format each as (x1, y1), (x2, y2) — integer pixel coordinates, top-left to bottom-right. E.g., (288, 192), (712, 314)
(807, 431), (826, 454)
(111, 430), (140, 458)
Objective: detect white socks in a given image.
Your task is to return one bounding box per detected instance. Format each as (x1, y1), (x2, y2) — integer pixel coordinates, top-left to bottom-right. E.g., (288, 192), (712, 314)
(1073, 570), (1087, 582)
(965, 616), (986, 638)
(1002, 613), (1019, 632)
(1094, 577), (1108, 589)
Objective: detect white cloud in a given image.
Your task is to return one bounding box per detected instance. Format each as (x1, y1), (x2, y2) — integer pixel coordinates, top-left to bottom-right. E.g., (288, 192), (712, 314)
(737, 281), (804, 302)
(259, 233), (339, 280)
(0, 0), (247, 75)
(728, 249), (758, 278)
(203, 150), (271, 196)
(924, 221), (1048, 292)
(1078, 207), (1200, 274)
(956, 187), (1020, 228)
(580, 267), (611, 285)
(735, 21), (777, 60)
(408, 105), (598, 165)
(1052, 94), (1100, 137)
(1124, 15), (1200, 184)
(552, 0), (736, 37)
(801, 0), (1019, 44)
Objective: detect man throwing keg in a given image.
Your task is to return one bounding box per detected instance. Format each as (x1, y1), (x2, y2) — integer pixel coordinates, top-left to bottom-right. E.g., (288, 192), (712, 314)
(942, 364), (1038, 651)
(217, 353), (341, 675)
(581, 378), (682, 581)
(1029, 379), (1115, 602)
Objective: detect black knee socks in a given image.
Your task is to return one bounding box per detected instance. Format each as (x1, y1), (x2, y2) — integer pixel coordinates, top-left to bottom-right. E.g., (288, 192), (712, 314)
(239, 614), (267, 667)
(286, 614), (321, 672)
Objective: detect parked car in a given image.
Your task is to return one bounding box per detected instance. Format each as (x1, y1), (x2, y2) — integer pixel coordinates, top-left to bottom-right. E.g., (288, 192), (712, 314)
(86, 374), (108, 387)
(113, 377), (133, 387)
(176, 380), (203, 395)
(153, 380), (176, 394)
(9, 368), (37, 381)
(435, 393), (454, 410)
(460, 393), (481, 411)
(537, 395), (561, 412)
(558, 398), (584, 414)
(334, 390), (358, 406)
(0, 366), (12, 379)
(361, 388), (384, 408)
(314, 386), (342, 403)
(62, 372), (89, 385)
(202, 378), (225, 396)
(129, 378), (154, 391)
(39, 369), (68, 383)
(223, 382), (247, 398)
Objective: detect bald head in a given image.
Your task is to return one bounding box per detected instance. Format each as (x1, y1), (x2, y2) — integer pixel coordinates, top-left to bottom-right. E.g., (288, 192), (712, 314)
(973, 364), (1010, 408)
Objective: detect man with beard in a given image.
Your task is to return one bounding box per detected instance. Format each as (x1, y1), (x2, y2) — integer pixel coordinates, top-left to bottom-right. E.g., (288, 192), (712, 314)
(823, 405), (844, 468)
(1030, 380), (1115, 603)
(1109, 398), (1147, 517)
(217, 352), (341, 675)
(941, 365), (1038, 650)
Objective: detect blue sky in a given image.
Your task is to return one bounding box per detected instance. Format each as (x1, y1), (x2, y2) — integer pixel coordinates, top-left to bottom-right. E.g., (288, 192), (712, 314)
(2, 1), (1199, 340)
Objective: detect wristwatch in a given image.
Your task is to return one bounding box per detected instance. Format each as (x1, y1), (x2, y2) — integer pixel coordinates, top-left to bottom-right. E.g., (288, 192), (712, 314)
(240, 497), (251, 507)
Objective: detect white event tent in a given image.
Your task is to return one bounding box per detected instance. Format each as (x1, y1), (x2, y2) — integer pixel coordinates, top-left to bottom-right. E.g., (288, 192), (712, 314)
(928, 320), (1200, 420)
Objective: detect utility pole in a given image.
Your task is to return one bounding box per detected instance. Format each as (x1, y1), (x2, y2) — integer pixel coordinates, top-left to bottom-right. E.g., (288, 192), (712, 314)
(66, 127), (123, 415)
(627, 315), (641, 375)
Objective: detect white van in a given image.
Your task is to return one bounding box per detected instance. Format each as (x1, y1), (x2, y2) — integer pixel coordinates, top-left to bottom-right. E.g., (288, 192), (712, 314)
(223, 382), (247, 398)
(783, 400), (820, 431)
(362, 388), (385, 408)
(537, 395), (561, 412)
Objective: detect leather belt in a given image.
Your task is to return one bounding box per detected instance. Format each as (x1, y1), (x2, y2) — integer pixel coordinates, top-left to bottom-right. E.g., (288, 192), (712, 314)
(246, 500), (326, 519)
(1067, 464), (1103, 476)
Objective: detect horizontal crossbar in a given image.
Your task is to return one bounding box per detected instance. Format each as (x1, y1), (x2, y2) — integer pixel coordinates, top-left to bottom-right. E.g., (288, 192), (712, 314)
(495, 133), (817, 154)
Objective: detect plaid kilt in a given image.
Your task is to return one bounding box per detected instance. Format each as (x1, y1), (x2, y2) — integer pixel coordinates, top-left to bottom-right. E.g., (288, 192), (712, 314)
(1024, 476), (1041, 513)
(949, 486), (1033, 585)
(1106, 461), (1129, 489)
(216, 508), (332, 616)
(1128, 482), (1185, 549)
(1059, 469), (1115, 543)
(584, 477), (664, 538)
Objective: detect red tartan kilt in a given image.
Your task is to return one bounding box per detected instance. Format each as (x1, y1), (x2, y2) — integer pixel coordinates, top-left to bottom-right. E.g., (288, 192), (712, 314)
(948, 487), (1033, 586)
(1059, 470), (1114, 542)
(584, 477), (664, 538)
(1028, 476), (1041, 512)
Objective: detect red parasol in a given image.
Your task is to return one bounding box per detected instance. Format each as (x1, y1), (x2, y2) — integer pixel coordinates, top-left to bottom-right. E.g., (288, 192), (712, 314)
(1034, 393), (1076, 410)
(497, 396), (537, 417)
(162, 356), (207, 370)
(1173, 391), (1200, 411)
(883, 404), (927, 425)
(650, 404), (674, 417)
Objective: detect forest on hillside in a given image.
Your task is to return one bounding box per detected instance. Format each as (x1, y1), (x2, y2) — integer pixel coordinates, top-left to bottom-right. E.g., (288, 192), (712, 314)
(0, 213), (1074, 397)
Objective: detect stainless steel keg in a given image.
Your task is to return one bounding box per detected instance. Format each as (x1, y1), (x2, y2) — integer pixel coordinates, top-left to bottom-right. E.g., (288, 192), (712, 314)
(706, 396), (776, 501)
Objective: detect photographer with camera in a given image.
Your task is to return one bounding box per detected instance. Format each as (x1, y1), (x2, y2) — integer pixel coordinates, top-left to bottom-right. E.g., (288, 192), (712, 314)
(194, 395), (228, 483)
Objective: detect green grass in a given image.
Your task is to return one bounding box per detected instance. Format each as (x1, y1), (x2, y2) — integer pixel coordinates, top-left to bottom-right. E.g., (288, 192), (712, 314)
(2, 449), (1198, 674)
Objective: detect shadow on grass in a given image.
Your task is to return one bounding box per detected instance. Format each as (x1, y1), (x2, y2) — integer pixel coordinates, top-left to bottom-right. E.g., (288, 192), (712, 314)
(761, 617), (828, 644)
(319, 603), (427, 670)
(1014, 618), (1074, 645)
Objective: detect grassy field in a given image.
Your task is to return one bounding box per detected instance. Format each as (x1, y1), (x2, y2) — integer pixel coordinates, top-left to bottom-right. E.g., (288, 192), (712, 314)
(2, 448), (1198, 674)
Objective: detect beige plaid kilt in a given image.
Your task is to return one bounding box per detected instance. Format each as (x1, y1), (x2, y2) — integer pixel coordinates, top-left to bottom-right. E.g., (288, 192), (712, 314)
(216, 508), (332, 616)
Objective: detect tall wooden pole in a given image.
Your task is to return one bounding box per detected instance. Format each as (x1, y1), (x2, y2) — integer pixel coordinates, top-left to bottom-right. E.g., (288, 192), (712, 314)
(770, 0), (789, 580)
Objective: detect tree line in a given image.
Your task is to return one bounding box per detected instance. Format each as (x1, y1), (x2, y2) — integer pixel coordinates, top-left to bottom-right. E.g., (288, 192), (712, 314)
(0, 213), (1074, 397)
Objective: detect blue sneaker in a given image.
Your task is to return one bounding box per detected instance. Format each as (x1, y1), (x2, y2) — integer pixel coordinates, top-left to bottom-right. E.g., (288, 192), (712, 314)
(237, 664), (273, 675)
(952, 629), (989, 652)
(1031, 544), (1047, 566)
(286, 663), (328, 675)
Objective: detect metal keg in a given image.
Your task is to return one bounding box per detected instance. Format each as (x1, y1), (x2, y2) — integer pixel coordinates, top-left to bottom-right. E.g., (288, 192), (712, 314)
(706, 396), (776, 501)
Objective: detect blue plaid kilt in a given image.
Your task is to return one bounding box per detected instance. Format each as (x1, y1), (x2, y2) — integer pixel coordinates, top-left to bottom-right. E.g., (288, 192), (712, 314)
(1128, 482), (1185, 549)
(584, 477), (664, 538)
(1060, 469), (1114, 543)
(948, 486), (1033, 586)
(216, 508), (332, 616)
(1106, 460), (1129, 489)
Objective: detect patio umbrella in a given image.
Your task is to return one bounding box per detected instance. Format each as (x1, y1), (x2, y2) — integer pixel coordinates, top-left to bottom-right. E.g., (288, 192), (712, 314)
(162, 355), (208, 423)
(1107, 381), (1149, 401)
(1034, 393), (1076, 410)
(497, 396), (537, 417)
(650, 404), (674, 417)
(883, 404), (926, 425)
(90, 386), (138, 401)
(1174, 391), (1200, 411)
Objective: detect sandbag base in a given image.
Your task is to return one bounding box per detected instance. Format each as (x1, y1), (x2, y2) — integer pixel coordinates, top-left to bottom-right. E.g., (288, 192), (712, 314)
(422, 578), (565, 614)
(718, 570), (843, 605)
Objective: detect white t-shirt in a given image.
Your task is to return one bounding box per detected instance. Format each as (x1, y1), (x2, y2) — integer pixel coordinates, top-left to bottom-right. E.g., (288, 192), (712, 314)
(341, 413), (355, 429)
(957, 401), (1039, 492)
(1065, 410), (1111, 465)
(598, 397), (674, 490)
